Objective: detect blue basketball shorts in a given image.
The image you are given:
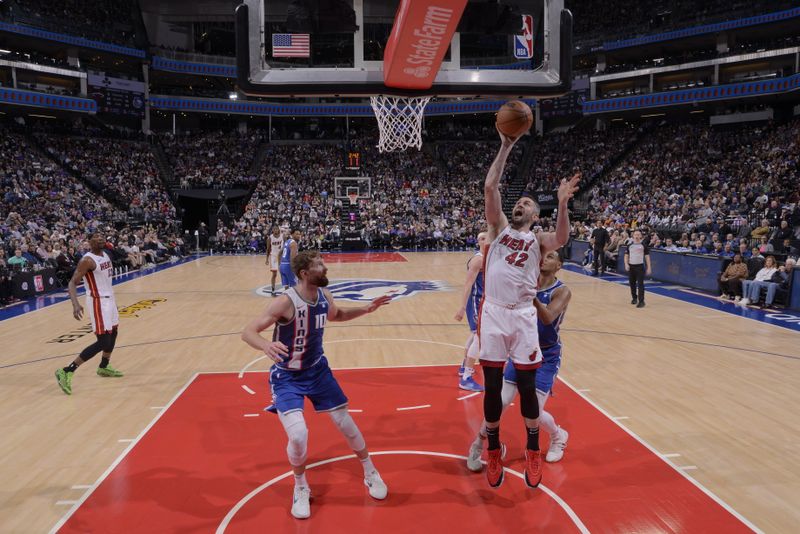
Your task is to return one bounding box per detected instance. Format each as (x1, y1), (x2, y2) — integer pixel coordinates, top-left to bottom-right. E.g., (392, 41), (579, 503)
(279, 263), (296, 287)
(269, 356), (348, 414)
(466, 295), (481, 332)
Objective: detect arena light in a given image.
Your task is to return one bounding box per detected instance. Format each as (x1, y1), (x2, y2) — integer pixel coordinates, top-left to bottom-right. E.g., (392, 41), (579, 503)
(690, 109), (705, 114)
(0, 48), (10, 54)
(229, 92), (238, 100)
(641, 112), (665, 118)
(29, 113), (56, 119)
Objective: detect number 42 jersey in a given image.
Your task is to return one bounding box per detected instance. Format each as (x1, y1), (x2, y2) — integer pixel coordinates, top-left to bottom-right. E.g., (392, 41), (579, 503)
(484, 225), (542, 306)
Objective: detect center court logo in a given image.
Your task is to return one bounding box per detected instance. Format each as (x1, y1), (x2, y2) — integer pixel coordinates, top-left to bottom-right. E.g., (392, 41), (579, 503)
(255, 279), (451, 302)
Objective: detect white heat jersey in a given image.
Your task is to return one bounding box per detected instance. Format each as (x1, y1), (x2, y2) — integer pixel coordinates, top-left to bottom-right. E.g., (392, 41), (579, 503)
(269, 235), (284, 258)
(82, 251), (115, 298)
(484, 225), (542, 305)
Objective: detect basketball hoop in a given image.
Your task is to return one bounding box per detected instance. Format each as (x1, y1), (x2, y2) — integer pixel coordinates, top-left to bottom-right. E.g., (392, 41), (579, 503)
(370, 95), (431, 153)
(348, 192), (359, 206)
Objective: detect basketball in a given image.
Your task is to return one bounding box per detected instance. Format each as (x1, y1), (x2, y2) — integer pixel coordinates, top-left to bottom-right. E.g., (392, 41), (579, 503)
(495, 100), (533, 138)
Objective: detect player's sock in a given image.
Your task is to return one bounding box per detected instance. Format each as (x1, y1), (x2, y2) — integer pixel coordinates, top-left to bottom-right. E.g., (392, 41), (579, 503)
(99, 357), (110, 369)
(63, 362), (78, 373)
(526, 426), (540, 451)
(294, 472), (308, 487)
(486, 427), (500, 451)
(360, 455), (376, 474)
(539, 409), (558, 436)
(462, 366), (475, 379)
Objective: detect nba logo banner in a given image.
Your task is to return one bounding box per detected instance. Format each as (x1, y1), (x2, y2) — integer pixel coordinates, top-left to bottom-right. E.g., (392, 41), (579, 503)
(34, 275), (44, 292)
(514, 14), (534, 59)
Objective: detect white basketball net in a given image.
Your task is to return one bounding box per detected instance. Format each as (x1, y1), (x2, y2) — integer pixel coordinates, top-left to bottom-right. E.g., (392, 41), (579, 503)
(370, 95), (431, 152)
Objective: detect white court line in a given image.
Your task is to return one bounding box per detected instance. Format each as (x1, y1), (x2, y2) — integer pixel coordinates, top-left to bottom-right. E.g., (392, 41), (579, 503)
(241, 385), (256, 395)
(214, 451), (590, 534)
(150, 406), (164, 410)
(559, 377), (764, 533)
(117, 439), (134, 443)
(396, 404), (431, 411)
(613, 416), (630, 420)
(662, 453), (682, 458)
(48, 373), (200, 534)
(55, 501), (78, 506)
(457, 392), (481, 401)
(348, 409), (363, 413)
(679, 465), (699, 471)
(70, 485), (91, 490)
(243, 413), (260, 418)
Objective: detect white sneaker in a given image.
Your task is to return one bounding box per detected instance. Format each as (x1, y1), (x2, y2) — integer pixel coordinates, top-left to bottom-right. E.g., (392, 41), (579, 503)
(739, 298), (750, 307)
(466, 440), (484, 472)
(546, 428), (569, 463)
(364, 470), (388, 500)
(291, 485), (311, 519)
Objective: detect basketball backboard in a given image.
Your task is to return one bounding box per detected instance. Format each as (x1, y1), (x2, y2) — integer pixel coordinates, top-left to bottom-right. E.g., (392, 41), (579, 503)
(235, 0), (572, 98)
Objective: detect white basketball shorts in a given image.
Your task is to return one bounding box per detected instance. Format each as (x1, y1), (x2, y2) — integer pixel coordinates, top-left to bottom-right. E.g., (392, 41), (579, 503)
(86, 296), (119, 335)
(269, 255), (280, 271)
(478, 300), (542, 369)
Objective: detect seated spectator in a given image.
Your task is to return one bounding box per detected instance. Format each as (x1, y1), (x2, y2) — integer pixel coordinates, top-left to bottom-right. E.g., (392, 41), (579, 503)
(718, 253), (748, 301)
(740, 256), (779, 307)
(663, 237), (679, 251)
(777, 238), (798, 256)
(721, 243), (735, 257)
(750, 219), (770, 239)
(758, 236), (774, 254)
(7, 249), (27, 268)
(774, 258), (796, 306)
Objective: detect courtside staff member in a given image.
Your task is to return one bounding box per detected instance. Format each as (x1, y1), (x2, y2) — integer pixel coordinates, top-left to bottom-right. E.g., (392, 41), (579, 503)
(624, 230), (651, 308)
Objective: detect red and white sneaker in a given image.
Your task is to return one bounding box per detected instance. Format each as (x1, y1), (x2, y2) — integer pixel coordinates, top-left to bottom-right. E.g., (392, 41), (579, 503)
(486, 448), (505, 488)
(524, 449), (543, 488)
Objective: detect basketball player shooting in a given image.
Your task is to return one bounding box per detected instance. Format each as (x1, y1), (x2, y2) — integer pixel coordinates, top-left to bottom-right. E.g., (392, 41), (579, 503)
(479, 126), (579, 489)
(241, 250), (392, 519)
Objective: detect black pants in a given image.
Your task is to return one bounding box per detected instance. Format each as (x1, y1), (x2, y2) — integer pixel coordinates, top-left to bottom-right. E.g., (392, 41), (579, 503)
(592, 246), (606, 273)
(719, 277), (743, 297)
(629, 264), (645, 302)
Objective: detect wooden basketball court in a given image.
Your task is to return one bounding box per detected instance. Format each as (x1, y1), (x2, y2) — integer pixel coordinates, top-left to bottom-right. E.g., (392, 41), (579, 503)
(1, 252), (798, 533)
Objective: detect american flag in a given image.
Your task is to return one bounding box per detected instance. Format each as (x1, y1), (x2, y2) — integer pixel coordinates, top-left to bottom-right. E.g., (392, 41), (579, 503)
(272, 33), (310, 58)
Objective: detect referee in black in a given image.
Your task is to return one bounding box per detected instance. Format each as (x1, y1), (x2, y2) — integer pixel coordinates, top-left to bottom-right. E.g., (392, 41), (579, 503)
(624, 230), (651, 308)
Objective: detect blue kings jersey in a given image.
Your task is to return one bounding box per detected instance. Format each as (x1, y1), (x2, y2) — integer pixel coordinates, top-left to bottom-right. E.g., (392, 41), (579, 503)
(273, 288), (329, 370)
(280, 238), (294, 265)
(469, 252), (484, 302)
(537, 279), (566, 348)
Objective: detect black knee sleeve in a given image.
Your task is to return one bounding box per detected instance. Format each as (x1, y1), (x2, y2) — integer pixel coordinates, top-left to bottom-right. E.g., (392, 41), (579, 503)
(515, 368), (540, 419)
(483, 366), (505, 423)
(79, 340), (104, 361)
(97, 328), (118, 353)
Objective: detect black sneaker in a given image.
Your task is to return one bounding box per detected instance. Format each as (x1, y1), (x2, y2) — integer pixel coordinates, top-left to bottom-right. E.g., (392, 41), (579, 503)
(637, 301), (645, 308)
(631, 299), (637, 305)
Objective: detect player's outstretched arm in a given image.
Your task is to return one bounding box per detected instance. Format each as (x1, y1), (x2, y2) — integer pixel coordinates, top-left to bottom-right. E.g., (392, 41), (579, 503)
(539, 172), (580, 253)
(455, 255), (482, 321)
(484, 127), (517, 240)
(324, 289), (391, 322)
(533, 287), (571, 325)
(67, 256), (94, 321)
(241, 296), (292, 363)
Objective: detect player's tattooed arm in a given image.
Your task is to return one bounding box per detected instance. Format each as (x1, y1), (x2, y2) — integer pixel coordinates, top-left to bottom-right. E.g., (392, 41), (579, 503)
(241, 295), (293, 362)
(539, 172), (580, 253)
(67, 256), (95, 321)
(533, 286), (571, 325)
(484, 126), (517, 241)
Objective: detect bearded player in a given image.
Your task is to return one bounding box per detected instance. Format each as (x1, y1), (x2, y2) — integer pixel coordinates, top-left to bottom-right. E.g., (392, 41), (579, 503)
(478, 127), (579, 489)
